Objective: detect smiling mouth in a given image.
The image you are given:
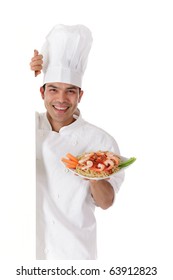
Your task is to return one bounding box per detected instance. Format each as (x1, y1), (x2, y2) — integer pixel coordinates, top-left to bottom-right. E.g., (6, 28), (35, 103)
(53, 105), (69, 112)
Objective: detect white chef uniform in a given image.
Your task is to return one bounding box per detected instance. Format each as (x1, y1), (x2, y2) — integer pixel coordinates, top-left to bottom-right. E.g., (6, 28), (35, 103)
(35, 24), (124, 259)
(36, 111), (124, 260)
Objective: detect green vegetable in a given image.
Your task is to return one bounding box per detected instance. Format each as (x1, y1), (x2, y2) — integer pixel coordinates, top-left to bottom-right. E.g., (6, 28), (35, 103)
(119, 157), (136, 168)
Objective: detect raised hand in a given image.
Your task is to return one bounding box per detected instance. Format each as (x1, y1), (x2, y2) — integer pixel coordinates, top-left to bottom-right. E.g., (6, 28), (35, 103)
(30, 50), (43, 77)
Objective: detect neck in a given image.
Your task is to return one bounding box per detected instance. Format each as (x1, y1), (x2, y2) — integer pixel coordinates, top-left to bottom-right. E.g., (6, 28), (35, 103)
(46, 112), (76, 132)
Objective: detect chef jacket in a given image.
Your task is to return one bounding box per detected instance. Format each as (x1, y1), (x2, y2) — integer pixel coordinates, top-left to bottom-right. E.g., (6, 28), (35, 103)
(36, 111), (124, 260)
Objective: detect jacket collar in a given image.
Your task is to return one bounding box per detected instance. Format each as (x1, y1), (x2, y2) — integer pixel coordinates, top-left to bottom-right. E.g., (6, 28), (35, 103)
(40, 109), (84, 133)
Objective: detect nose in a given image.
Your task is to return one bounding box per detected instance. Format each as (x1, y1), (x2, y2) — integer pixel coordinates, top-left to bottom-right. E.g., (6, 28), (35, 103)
(55, 91), (67, 103)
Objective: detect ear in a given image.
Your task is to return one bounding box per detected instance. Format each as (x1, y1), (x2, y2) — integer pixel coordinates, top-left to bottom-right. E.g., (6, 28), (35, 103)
(78, 90), (84, 103)
(40, 86), (45, 100)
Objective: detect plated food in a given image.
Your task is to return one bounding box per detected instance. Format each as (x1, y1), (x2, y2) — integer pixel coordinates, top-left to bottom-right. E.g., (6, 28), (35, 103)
(61, 151), (136, 179)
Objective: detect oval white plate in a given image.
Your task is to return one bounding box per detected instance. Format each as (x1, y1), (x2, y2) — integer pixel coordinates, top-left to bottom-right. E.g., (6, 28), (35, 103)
(62, 155), (130, 180)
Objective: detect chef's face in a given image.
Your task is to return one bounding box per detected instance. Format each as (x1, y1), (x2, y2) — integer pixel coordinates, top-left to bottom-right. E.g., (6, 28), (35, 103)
(40, 82), (83, 132)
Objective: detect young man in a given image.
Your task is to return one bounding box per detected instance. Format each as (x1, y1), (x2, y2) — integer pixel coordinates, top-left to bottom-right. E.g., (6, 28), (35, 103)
(31, 24), (124, 260)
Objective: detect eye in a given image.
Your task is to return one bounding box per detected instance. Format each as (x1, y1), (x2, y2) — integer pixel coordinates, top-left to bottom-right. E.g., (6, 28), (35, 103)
(67, 89), (76, 95)
(49, 88), (57, 93)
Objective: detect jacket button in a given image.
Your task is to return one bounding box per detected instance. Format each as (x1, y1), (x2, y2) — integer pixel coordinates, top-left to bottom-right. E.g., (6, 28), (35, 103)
(72, 140), (78, 146)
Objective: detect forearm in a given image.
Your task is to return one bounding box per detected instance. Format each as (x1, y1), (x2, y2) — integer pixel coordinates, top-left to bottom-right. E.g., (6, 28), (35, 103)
(89, 180), (115, 209)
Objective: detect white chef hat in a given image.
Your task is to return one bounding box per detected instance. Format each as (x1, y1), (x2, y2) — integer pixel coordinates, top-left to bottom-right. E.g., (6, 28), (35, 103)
(41, 24), (93, 88)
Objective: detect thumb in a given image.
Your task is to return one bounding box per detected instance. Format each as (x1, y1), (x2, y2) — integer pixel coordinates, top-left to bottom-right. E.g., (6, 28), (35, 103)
(34, 49), (39, 56)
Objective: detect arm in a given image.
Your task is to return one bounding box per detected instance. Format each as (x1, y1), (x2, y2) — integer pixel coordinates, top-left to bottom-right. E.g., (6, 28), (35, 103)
(89, 180), (115, 210)
(30, 50), (43, 76)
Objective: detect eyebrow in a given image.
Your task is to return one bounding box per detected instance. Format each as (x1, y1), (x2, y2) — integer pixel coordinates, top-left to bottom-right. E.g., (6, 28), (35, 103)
(47, 84), (78, 90)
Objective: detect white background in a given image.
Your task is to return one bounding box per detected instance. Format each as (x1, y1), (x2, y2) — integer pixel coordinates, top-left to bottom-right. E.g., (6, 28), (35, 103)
(0, 0), (173, 279)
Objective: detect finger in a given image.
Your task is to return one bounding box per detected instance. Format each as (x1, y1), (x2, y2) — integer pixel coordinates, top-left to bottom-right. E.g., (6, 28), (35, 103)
(31, 55), (43, 62)
(30, 60), (43, 70)
(30, 65), (43, 72)
(30, 59), (43, 67)
(34, 49), (39, 56)
(32, 50), (43, 77)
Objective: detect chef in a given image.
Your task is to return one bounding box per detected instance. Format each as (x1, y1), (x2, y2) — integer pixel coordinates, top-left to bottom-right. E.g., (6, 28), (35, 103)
(31, 24), (124, 260)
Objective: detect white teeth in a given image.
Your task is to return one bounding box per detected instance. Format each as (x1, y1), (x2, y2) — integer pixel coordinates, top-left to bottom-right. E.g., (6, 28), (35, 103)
(53, 106), (68, 110)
